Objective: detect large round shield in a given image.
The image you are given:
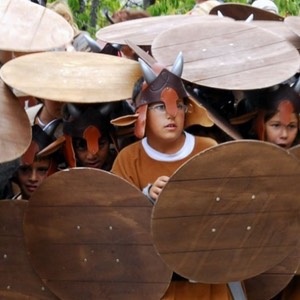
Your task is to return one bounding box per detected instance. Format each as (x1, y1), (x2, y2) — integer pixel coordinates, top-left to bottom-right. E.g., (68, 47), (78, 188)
(151, 21), (300, 90)
(0, 52), (142, 103)
(23, 168), (172, 300)
(96, 14), (233, 46)
(0, 200), (58, 299)
(0, 78), (31, 163)
(0, 0), (73, 52)
(151, 140), (300, 283)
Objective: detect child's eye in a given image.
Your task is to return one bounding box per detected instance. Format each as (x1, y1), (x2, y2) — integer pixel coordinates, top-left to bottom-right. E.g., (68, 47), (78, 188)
(73, 138), (87, 151)
(149, 104), (166, 112)
(19, 166), (31, 174)
(177, 103), (187, 112)
(154, 104), (166, 111)
(36, 167), (49, 175)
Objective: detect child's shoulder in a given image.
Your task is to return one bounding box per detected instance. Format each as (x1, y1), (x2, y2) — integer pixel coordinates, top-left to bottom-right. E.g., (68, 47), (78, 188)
(194, 135), (218, 149)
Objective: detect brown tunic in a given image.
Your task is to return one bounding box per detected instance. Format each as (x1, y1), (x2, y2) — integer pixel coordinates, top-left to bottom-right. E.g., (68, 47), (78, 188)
(111, 134), (234, 299)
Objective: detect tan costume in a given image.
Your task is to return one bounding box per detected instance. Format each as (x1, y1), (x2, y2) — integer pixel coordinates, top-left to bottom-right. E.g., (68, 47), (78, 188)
(112, 133), (217, 190)
(112, 133), (235, 299)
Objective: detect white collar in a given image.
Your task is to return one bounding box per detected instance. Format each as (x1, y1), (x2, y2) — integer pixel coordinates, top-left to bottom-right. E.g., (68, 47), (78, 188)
(142, 131), (195, 162)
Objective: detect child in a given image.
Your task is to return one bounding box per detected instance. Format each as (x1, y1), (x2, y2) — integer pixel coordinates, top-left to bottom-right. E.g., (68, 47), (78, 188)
(40, 102), (132, 170)
(252, 84), (300, 149)
(12, 125), (58, 200)
(111, 53), (234, 299)
(234, 84), (300, 149)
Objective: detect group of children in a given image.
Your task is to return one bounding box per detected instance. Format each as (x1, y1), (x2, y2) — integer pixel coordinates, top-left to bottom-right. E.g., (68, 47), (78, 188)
(1, 0), (300, 299)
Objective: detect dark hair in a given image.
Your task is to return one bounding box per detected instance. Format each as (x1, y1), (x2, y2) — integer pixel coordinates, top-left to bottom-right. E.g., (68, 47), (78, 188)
(260, 84), (300, 122)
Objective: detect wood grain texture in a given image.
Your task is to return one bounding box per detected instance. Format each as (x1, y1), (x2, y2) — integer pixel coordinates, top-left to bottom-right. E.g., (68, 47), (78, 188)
(152, 140), (300, 283)
(244, 247), (300, 300)
(0, 0), (73, 52)
(24, 168), (172, 300)
(0, 79), (31, 163)
(96, 14), (233, 46)
(151, 21), (300, 90)
(0, 52), (142, 103)
(239, 20), (300, 50)
(0, 200), (58, 300)
(284, 16), (300, 38)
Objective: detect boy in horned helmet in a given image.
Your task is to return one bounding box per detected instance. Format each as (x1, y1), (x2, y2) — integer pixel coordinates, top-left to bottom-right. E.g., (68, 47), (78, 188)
(111, 52), (217, 202)
(111, 54), (234, 299)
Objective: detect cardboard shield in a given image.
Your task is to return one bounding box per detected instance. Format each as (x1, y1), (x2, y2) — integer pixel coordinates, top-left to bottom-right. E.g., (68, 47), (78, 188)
(0, 52), (142, 103)
(151, 21), (300, 90)
(96, 14), (233, 46)
(151, 140), (300, 283)
(0, 0), (73, 52)
(23, 168), (172, 300)
(209, 3), (284, 21)
(0, 78), (31, 163)
(0, 200), (58, 300)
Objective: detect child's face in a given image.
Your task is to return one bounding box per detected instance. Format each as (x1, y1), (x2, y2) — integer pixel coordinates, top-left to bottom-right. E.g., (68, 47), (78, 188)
(146, 100), (187, 146)
(17, 158), (51, 200)
(265, 112), (298, 149)
(73, 137), (109, 169)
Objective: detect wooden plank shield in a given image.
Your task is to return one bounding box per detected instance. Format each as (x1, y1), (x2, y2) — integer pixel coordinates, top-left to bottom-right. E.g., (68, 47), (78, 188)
(96, 14), (233, 46)
(0, 78), (31, 163)
(0, 0), (73, 52)
(284, 16), (300, 38)
(0, 200), (58, 299)
(209, 3), (284, 21)
(0, 52), (142, 103)
(151, 20), (300, 90)
(244, 246), (300, 300)
(23, 168), (172, 300)
(238, 20), (300, 50)
(151, 140), (300, 283)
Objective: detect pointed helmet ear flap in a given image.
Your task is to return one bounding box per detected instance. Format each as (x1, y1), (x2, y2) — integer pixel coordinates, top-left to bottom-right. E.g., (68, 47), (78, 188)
(185, 97), (214, 128)
(110, 114), (139, 126)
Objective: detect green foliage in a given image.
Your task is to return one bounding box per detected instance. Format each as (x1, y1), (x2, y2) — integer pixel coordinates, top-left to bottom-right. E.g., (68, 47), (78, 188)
(48, 0), (299, 37)
(147, 0), (195, 15)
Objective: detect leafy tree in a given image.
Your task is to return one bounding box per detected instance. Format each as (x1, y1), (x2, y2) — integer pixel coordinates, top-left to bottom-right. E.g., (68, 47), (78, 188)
(47, 0), (299, 37)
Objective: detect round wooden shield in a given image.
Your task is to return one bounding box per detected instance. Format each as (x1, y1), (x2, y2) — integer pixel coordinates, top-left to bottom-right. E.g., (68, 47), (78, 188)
(289, 145), (300, 160)
(244, 247), (300, 300)
(284, 16), (300, 38)
(151, 140), (300, 283)
(0, 0), (73, 52)
(209, 3), (284, 21)
(0, 200), (58, 299)
(0, 78), (31, 163)
(151, 21), (300, 90)
(23, 168), (172, 300)
(239, 20), (300, 50)
(0, 52), (142, 103)
(96, 14), (233, 46)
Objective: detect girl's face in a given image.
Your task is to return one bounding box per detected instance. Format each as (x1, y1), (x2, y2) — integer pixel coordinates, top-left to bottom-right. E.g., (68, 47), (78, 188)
(265, 112), (298, 149)
(17, 158), (51, 200)
(145, 100), (187, 153)
(73, 137), (109, 169)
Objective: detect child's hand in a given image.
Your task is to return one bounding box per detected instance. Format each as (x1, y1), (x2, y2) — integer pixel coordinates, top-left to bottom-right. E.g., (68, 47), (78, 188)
(149, 176), (169, 201)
